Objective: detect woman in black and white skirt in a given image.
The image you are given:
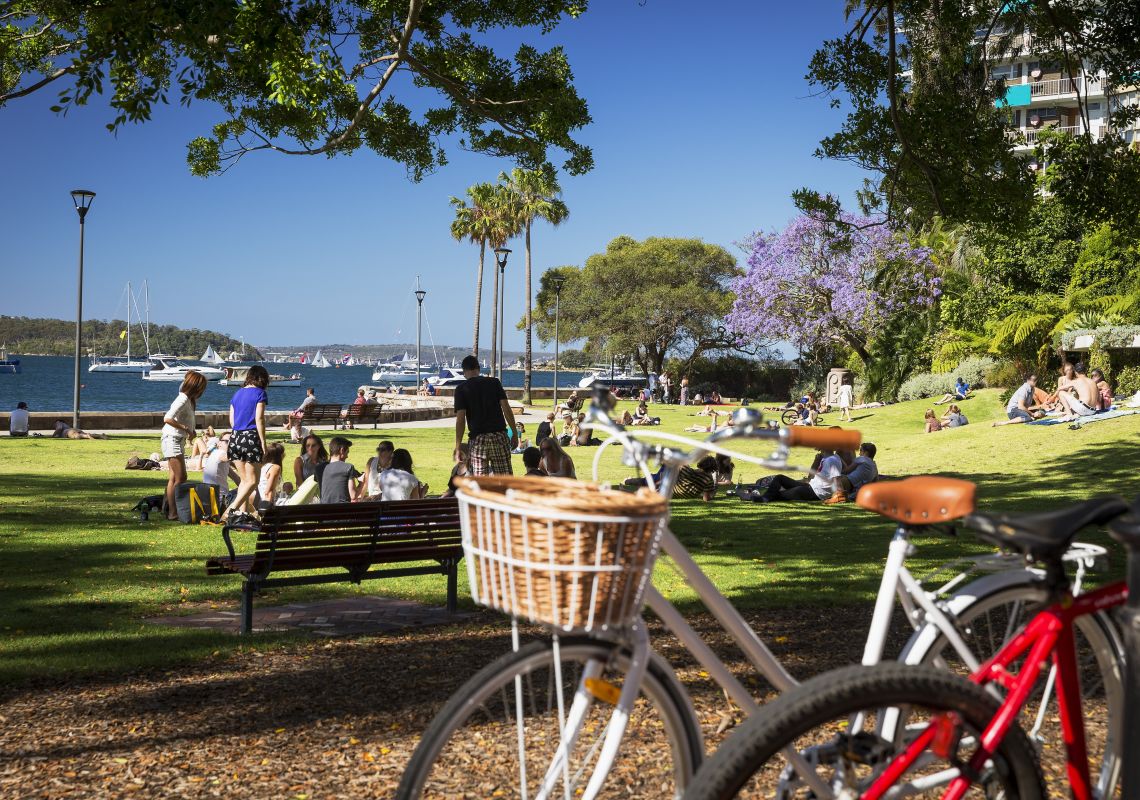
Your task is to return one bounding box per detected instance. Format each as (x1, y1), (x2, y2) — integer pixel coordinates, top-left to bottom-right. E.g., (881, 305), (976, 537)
(220, 365), (269, 525)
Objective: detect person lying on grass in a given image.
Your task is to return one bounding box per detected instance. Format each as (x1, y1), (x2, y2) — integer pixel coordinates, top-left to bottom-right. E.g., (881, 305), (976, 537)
(747, 443), (842, 503)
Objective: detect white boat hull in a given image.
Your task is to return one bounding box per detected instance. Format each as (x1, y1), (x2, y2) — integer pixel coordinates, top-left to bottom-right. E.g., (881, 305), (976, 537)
(143, 366), (226, 381)
(371, 370), (422, 383)
(89, 361), (153, 373)
(219, 377), (301, 387)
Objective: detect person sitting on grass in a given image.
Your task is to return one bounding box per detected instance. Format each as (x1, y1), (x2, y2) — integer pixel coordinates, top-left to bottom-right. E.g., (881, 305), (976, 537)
(1055, 362), (1102, 421)
(934, 377), (971, 405)
(751, 444), (843, 503)
(571, 412), (602, 446)
(10, 401), (29, 437)
(294, 434), (329, 487)
(440, 442), (471, 498)
(540, 436), (577, 478)
(522, 446), (545, 477)
(364, 439), (395, 498)
(620, 409), (636, 426)
(924, 408), (943, 433)
(202, 431), (238, 491)
(993, 373), (1044, 427)
(632, 400), (658, 425)
(378, 448), (428, 501)
(825, 442), (878, 504)
(1090, 368), (1113, 410)
(671, 456), (726, 502)
(510, 421), (530, 454)
(535, 412), (555, 446)
(941, 404), (969, 428)
(315, 436), (363, 503)
(258, 443), (286, 506)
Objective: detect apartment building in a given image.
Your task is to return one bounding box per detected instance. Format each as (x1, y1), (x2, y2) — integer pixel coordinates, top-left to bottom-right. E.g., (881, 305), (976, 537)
(989, 30), (1140, 161)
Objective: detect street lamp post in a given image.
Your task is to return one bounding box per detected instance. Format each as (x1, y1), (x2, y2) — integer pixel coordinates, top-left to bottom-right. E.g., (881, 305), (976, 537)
(415, 286), (427, 388)
(552, 278), (564, 409)
(494, 247), (511, 379)
(70, 189), (96, 429)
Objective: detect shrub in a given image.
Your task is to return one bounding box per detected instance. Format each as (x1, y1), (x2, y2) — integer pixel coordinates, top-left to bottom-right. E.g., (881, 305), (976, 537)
(950, 356), (997, 389)
(1116, 365), (1140, 396)
(897, 372), (953, 402)
(1087, 341), (1112, 383)
(897, 356), (998, 402)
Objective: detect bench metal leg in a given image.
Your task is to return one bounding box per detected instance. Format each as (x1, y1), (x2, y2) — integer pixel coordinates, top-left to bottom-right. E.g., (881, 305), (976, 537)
(241, 581), (255, 634)
(445, 559), (458, 614)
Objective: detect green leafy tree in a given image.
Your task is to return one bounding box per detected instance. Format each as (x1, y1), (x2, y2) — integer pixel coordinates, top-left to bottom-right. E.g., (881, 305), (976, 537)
(450, 182), (512, 359)
(989, 282), (1119, 367)
(498, 166), (568, 403)
(1, 1), (594, 177)
(532, 236), (746, 377)
(557, 348), (593, 369)
(1069, 223), (1140, 294)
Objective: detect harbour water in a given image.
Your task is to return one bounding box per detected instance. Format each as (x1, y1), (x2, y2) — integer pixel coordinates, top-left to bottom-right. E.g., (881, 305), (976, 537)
(0, 356), (588, 413)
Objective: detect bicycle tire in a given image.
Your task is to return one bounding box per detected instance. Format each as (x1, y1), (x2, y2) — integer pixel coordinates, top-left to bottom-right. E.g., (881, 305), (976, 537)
(902, 578), (1124, 798)
(397, 636), (704, 799)
(779, 409), (799, 427)
(682, 663), (1045, 800)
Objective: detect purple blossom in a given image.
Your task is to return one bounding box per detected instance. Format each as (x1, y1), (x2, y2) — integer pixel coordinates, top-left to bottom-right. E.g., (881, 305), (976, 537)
(727, 214), (937, 355)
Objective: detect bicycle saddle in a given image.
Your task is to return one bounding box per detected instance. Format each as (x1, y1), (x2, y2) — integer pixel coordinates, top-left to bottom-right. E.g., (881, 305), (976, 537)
(967, 496), (1130, 562)
(856, 476), (976, 524)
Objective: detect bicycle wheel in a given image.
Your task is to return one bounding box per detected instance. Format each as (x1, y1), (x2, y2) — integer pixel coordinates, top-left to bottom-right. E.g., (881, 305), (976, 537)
(682, 663), (1045, 800)
(902, 579), (1124, 798)
(780, 409), (799, 426)
(397, 637), (704, 799)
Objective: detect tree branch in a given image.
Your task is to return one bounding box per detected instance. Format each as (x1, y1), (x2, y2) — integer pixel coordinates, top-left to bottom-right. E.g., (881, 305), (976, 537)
(0, 66), (76, 103)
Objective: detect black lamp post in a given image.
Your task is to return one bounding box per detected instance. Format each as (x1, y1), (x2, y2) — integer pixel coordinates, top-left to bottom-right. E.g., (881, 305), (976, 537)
(70, 189), (95, 429)
(552, 278), (565, 409)
(414, 286), (427, 388)
(494, 247), (511, 379)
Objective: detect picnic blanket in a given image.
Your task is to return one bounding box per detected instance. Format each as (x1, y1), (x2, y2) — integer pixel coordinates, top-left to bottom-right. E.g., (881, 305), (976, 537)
(1028, 408), (1140, 428)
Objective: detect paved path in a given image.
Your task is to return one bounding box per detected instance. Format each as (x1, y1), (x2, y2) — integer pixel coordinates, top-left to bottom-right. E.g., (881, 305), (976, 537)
(149, 595), (477, 636)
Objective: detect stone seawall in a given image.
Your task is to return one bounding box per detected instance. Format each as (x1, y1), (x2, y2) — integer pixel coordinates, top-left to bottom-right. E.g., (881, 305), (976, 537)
(2, 406), (455, 432)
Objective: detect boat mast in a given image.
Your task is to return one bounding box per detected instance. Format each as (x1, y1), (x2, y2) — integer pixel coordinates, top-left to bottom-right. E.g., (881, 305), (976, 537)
(126, 281), (131, 362)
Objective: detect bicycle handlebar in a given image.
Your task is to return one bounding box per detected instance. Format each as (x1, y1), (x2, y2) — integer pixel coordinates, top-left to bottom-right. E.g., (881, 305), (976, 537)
(784, 426), (862, 451)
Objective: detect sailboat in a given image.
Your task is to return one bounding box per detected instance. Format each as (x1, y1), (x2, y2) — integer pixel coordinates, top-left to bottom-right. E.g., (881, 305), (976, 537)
(200, 345), (225, 365)
(312, 349), (332, 368)
(0, 344), (21, 375)
(89, 281), (152, 373)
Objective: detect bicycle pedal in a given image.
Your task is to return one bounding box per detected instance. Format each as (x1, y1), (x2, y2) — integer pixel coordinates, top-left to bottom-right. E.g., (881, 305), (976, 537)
(584, 677), (621, 705)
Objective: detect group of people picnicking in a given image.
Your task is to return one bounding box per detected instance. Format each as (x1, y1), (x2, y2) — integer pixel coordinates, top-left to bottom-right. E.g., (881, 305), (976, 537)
(993, 361), (1116, 427)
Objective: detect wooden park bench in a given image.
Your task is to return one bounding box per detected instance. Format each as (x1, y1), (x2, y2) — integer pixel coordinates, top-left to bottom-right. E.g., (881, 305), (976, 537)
(299, 402), (344, 429)
(206, 498), (463, 634)
(338, 401), (386, 429)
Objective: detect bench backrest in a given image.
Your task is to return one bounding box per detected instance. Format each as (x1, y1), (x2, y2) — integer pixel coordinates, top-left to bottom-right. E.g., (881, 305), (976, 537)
(248, 498), (461, 577)
(301, 403), (344, 421)
(345, 403), (384, 419)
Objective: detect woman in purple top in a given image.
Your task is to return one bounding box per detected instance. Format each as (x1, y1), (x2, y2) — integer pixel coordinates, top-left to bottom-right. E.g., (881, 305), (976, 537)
(221, 364), (269, 524)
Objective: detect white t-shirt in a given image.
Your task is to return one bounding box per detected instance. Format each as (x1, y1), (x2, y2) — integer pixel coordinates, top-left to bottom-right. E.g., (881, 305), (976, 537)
(203, 444), (230, 488)
(162, 392), (195, 438)
(10, 408), (29, 434)
(379, 468), (421, 501)
(258, 464), (279, 501)
(809, 454), (844, 499)
(837, 384), (854, 407)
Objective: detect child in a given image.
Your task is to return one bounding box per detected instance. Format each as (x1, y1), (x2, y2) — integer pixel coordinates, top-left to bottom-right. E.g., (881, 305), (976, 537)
(316, 436), (363, 503)
(522, 446), (545, 476)
(161, 371), (208, 520)
(924, 408), (943, 433)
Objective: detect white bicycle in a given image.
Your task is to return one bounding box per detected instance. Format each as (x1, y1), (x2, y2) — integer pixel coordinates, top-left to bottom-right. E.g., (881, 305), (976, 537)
(396, 390), (1122, 799)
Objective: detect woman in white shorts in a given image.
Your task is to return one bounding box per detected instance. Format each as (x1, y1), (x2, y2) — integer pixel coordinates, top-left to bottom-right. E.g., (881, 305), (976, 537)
(161, 371), (208, 520)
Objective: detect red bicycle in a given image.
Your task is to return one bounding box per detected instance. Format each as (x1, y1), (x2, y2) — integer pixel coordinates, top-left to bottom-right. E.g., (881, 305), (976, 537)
(679, 477), (1133, 800)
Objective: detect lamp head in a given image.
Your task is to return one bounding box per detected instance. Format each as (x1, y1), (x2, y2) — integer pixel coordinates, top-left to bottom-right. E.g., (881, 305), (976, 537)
(494, 247), (512, 269)
(70, 189), (96, 220)
(551, 277), (565, 294)
(415, 289), (427, 304)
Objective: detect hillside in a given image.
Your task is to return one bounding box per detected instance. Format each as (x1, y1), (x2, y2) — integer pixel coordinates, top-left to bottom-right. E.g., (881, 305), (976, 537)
(0, 316), (261, 360)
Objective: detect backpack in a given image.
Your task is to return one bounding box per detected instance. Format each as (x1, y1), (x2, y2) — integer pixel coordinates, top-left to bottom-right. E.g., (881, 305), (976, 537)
(174, 482), (223, 524)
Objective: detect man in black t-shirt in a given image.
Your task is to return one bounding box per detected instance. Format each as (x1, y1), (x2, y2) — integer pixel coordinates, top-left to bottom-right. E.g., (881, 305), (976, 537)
(454, 355), (519, 475)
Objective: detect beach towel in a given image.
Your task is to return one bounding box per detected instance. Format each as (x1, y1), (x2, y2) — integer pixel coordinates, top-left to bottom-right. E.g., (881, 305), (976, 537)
(1028, 408), (1140, 428)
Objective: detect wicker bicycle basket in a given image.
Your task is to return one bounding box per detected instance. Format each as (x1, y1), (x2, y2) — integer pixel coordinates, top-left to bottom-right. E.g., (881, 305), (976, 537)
(455, 476), (669, 633)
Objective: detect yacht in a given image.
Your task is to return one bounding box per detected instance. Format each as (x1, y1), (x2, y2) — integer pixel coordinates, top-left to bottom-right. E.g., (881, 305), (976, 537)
(577, 367), (648, 390)
(89, 281), (153, 373)
(427, 366), (467, 387)
(0, 344), (20, 375)
(200, 345), (226, 365)
(371, 351), (422, 383)
(142, 356), (226, 382)
(311, 349), (332, 368)
(219, 365), (301, 387)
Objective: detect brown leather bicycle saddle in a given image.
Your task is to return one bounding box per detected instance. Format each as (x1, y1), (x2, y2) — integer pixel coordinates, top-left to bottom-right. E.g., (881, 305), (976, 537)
(857, 477), (977, 525)
(969, 497), (1131, 561)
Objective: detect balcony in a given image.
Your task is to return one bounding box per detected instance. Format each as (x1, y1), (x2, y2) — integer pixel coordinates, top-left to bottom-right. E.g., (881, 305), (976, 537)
(1028, 74), (1102, 99)
(1008, 125), (1102, 146)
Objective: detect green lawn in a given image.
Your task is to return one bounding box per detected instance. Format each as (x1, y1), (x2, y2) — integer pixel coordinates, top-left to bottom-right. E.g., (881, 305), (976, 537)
(2, 389), (1137, 684)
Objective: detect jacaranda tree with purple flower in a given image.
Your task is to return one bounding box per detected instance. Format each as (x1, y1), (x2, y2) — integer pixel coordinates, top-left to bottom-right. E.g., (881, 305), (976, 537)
(727, 215), (939, 367)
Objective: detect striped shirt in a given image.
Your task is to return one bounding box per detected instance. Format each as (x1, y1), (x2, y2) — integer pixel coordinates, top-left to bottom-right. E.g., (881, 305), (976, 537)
(674, 466), (715, 499)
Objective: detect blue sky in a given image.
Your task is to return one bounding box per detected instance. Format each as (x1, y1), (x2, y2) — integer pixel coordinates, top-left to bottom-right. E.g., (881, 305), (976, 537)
(0, 1), (866, 353)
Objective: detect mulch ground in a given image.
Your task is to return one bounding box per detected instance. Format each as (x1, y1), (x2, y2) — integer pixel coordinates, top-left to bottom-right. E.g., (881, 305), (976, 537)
(0, 605), (1098, 798)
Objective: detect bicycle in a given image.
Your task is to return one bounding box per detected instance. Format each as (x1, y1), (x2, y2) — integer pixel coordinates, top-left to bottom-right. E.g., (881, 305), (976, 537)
(678, 480), (1132, 800)
(396, 390), (1123, 799)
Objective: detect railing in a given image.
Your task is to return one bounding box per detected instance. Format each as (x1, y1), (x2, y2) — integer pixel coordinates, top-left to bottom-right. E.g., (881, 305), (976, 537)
(1009, 125), (1101, 145)
(1028, 74), (1102, 98)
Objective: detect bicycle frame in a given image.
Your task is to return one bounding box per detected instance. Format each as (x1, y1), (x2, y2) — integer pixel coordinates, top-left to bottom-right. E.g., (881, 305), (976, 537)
(861, 579), (1128, 800)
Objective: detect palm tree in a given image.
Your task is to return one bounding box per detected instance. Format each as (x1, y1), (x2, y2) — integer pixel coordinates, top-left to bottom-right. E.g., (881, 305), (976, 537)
(450, 183), (513, 368)
(498, 168), (569, 403)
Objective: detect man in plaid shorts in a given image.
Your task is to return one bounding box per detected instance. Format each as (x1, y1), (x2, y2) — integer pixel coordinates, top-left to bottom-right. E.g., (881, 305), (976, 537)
(454, 355), (519, 475)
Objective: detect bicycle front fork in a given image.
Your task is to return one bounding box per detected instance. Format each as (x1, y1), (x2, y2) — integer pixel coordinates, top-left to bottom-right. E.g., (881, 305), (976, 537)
(1109, 511), (1140, 800)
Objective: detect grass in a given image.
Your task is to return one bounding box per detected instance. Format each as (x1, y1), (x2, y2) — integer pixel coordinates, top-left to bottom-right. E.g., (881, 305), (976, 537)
(2, 388), (1137, 685)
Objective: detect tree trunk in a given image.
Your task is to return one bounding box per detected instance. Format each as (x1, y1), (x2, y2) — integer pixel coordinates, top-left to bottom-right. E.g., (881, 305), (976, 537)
(472, 240), (485, 358)
(490, 255), (500, 377)
(523, 219), (533, 405)
(839, 331), (874, 367)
